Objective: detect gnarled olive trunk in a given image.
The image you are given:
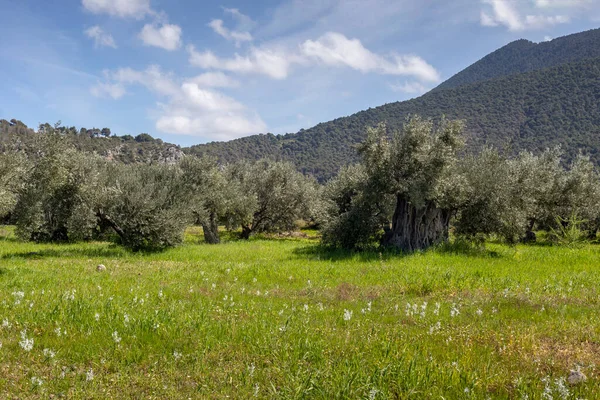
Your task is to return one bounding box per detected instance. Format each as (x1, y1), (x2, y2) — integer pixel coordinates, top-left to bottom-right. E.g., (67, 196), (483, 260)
(201, 211), (220, 244)
(382, 196), (450, 252)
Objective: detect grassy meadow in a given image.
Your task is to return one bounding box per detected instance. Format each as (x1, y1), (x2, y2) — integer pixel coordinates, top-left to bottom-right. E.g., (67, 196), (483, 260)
(0, 226), (598, 399)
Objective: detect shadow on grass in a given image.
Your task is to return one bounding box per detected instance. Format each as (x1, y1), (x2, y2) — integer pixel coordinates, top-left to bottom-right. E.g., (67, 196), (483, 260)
(1, 245), (128, 260)
(293, 240), (503, 262)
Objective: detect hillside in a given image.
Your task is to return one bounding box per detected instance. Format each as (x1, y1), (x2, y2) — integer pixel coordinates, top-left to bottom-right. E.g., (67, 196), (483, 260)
(0, 120), (184, 164)
(186, 56), (600, 180)
(435, 28), (600, 91)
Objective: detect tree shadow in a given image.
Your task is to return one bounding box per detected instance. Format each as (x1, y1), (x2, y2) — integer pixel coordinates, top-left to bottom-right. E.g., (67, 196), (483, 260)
(292, 240), (503, 262)
(1, 245), (128, 260)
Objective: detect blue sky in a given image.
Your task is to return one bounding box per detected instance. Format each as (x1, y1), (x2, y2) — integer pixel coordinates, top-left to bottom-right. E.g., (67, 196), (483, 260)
(0, 0), (598, 146)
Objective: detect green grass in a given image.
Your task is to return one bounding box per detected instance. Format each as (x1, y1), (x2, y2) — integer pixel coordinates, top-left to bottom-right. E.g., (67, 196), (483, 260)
(0, 226), (598, 399)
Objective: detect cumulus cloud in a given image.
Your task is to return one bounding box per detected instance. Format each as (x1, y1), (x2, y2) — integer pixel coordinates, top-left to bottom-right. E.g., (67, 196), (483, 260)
(84, 26), (117, 48)
(535, 0), (592, 8)
(223, 7), (256, 31)
(208, 19), (253, 47)
(187, 72), (240, 88)
(301, 32), (441, 82)
(110, 65), (179, 96)
(90, 82), (125, 99)
(139, 23), (182, 51)
(188, 32), (439, 83)
(81, 0), (151, 19)
(187, 45), (295, 80)
(480, 0), (570, 31)
(91, 65), (266, 139)
(389, 81), (428, 95)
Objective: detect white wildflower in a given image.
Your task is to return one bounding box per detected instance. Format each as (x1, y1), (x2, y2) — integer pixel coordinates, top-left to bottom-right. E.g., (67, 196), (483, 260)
(248, 363), (255, 377)
(343, 309), (353, 321)
(368, 388), (379, 400)
(429, 321), (441, 335)
(112, 330), (121, 344)
(43, 348), (56, 358)
(303, 304), (309, 312)
(476, 308), (483, 316)
(19, 330), (33, 351)
(86, 368), (94, 381)
(30, 376), (43, 386)
(173, 350), (182, 360)
(12, 291), (24, 305)
(450, 303), (460, 317)
(95, 313), (100, 322)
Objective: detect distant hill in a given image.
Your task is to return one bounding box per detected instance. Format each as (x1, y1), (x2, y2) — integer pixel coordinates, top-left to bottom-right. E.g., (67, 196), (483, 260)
(0, 120), (184, 164)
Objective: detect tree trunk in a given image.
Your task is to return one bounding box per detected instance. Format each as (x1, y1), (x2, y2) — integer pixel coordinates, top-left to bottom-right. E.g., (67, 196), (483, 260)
(240, 225), (252, 240)
(523, 219), (536, 243)
(97, 210), (126, 241)
(201, 211), (220, 244)
(382, 196), (450, 252)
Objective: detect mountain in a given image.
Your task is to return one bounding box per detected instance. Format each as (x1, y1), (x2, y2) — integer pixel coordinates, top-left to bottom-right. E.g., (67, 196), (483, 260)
(435, 28), (600, 91)
(186, 28), (600, 181)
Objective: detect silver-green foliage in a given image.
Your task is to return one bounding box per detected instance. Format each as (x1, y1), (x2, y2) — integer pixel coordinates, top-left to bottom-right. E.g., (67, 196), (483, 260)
(180, 156), (230, 244)
(91, 163), (192, 251)
(13, 134), (98, 242)
(224, 160), (318, 239)
(0, 151), (28, 220)
(322, 117), (466, 250)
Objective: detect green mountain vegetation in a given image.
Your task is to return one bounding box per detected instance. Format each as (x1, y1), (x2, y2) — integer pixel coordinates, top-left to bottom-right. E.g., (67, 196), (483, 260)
(0, 119), (184, 165)
(187, 55), (600, 180)
(435, 27), (600, 90)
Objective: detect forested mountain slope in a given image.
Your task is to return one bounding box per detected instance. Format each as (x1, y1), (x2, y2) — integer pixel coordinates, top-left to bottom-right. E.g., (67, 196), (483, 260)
(186, 56), (600, 180)
(434, 28), (600, 91)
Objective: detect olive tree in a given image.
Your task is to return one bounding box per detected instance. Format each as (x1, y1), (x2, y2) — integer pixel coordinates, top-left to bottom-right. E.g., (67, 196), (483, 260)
(86, 163), (192, 251)
(0, 152), (28, 221)
(13, 134), (98, 242)
(180, 156), (229, 244)
(321, 164), (394, 249)
(225, 160), (317, 239)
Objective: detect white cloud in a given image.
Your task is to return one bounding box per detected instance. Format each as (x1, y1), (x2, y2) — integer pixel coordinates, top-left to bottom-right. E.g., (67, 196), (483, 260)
(81, 0), (151, 19)
(481, 0), (571, 31)
(301, 32), (440, 82)
(208, 19), (253, 47)
(187, 72), (239, 88)
(389, 81), (428, 95)
(535, 0), (592, 8)
(84, 26), (117, 48)
(110, 65), (179, 96)
(188, 45), (295, 80)
(524, 14), (570, 29)
(480, 11), (499, 27)
(139, 23), (182, 51)
(188, 32), (439, 82)
(223, 7), (256, 31)
(91, 66), (266, 140)
(90, 82), (125, 99)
